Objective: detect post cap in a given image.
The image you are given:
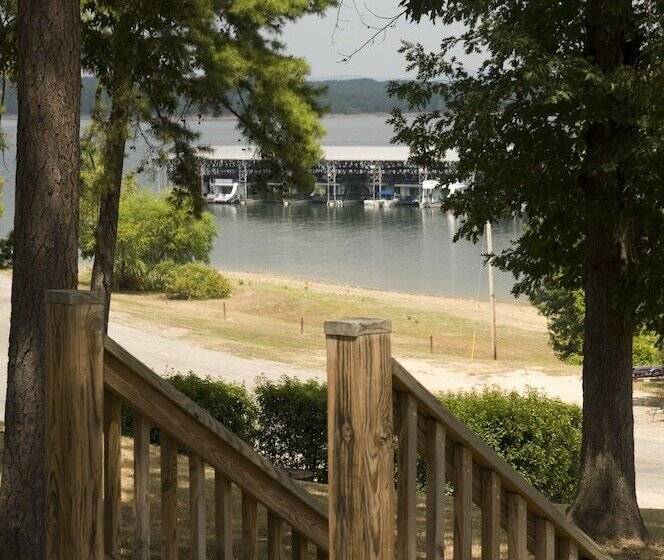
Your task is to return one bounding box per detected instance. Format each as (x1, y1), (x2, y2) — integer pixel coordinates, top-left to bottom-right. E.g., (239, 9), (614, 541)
(324, 318), (391, 338)
(46, 290), (104, 305)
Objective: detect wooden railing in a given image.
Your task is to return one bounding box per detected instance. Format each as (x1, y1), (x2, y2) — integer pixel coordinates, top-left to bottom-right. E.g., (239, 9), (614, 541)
(44, 293), (609, 560)
(325, 318), (611, 560)
(45, 291), (328, 560)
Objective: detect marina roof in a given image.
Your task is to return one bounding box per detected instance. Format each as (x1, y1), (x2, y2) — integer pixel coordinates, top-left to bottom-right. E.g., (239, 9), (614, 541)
(200, 145), (458, 163)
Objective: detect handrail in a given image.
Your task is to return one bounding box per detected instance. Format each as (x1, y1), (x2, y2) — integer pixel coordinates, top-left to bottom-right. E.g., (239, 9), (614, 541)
(392, 358), (610, 560)
(103, 336), (329, 552)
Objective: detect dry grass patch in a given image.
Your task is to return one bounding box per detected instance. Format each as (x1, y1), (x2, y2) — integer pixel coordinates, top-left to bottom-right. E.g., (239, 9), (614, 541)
(107, 270), (571, 373)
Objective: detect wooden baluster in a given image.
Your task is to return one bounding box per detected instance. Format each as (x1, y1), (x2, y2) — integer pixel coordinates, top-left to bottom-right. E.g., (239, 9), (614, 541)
(45, 291), (104, 560)
(190, 454), (206, 560)
(481, 469), (501, 560)
(292, 531), (308, 559)
(135, 415), (151, 560)
(104, 391), (122, 559)
(161, 434), (178, 560)
(242, 491), (258, 560)
(215, 471), (233, 560)
(426, 419), (445, 560)
(325, 319), (394, 560)
(397, 393), (418, 560)
(453, 444), (472, 560)
(558, 538), (579, 560)
(507, 493), (527, 560)
(267, 513), (284, 560)
(535, 518), (555, 560)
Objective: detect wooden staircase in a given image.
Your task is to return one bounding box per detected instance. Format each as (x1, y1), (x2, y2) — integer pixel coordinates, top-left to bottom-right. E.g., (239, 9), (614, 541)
(44, 292), (611, 560)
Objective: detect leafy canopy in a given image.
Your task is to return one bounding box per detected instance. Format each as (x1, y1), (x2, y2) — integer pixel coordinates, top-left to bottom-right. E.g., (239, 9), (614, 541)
(390, 0), (664, 339)
(82, 0), (333, 205)
(80, 177), (216, 290)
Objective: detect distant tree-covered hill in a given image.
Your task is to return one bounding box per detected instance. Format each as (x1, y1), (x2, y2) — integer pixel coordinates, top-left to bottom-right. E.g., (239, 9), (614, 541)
(1, 77), (437, 116)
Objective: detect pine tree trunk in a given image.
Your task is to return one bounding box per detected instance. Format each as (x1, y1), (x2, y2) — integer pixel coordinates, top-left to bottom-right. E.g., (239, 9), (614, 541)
(90, 81), (130, 330)
(570, 0), (647, 541)
(0, 0), (80, 557)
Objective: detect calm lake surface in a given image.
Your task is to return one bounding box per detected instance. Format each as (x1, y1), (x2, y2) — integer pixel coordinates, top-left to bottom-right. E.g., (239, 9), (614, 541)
(0, 114), (518, 299)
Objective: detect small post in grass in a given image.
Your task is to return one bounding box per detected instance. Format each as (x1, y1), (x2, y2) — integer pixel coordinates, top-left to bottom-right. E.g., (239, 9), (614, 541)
(430, 334), (434, 353)
(301, 316), (304, 335)
(223, 301), (226, 320)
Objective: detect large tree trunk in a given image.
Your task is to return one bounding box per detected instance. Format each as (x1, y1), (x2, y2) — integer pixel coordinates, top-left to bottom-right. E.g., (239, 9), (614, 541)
(0, 0), (81, 557)
(570, 0), (647, 541)
(90, 78), (130, 330)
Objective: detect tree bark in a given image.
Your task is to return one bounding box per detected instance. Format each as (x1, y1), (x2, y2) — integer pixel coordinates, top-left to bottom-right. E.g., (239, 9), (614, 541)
(0, 0), (81, 557)
(90, 75), (130, 330)
(570, 0), (647, 541)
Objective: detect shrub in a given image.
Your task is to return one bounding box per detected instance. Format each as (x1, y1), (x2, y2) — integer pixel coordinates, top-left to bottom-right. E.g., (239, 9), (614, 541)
(80, 185), (216, 290)
(438, 388), (581, 503)
(122, 373), (258, 444)
(164, 262), (232, 300)
(0, 230), (12, 269)
(255, 376), (328, 482)
(633, 332), (664, 365)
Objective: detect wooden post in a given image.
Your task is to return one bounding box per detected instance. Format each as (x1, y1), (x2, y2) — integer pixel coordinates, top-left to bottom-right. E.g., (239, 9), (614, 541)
(46, 290), (104, 560)
(325, 318), (394, 560)
(301, 317), (304, 335)
(485, 221), (497, 360)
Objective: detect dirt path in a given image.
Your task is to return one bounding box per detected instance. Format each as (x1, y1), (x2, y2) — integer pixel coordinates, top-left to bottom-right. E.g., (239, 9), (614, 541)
(0, 273), (661, 508)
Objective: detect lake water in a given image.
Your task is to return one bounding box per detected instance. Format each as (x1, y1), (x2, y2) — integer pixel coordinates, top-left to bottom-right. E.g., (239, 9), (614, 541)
(0, 114), (518, 299)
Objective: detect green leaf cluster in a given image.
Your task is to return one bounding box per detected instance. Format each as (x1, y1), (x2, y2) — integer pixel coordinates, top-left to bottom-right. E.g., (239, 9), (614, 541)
(439, 387), (582, 503)
(80, 183), (216, 290)
(390, 0), (664, 342)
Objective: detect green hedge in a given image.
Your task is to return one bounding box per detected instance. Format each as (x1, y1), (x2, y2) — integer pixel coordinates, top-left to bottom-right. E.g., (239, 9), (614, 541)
(120, 374), (581, 502)
(122, 373), (257, 444)
(439, 388), (581, 503)
(255, 376), (328, 482)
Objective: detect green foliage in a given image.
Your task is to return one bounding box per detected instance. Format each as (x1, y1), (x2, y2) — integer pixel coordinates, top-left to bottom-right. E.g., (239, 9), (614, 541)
(439, 388), (582, 503)
(530, 283), (663, 365)
(80, 185), (216, 290)
(390, 0), (664, 341)
(163, 262), (232, 300)
(122, 373), (258, 444)
(0, 229), (12, 268)
(254, 376), (328, 482)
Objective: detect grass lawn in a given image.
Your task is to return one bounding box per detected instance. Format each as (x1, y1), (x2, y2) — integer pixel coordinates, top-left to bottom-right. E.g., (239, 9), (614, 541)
(118, 438), (662, 560)
(106, 270), (572, 374)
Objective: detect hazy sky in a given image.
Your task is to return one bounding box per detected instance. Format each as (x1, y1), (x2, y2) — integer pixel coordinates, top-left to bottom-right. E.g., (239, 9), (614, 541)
(283, 1), (451, 80)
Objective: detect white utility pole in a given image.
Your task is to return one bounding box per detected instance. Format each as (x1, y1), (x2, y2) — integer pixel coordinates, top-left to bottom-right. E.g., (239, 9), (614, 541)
(485, 221), (497, 360)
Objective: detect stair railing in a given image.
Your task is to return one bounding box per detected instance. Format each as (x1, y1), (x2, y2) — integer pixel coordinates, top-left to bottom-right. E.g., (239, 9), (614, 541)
(45, 291), (328, 560)
(325, 318), (610, 560)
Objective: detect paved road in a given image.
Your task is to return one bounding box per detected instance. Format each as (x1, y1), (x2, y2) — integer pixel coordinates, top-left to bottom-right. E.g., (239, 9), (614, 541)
(0, 274), (662, 508)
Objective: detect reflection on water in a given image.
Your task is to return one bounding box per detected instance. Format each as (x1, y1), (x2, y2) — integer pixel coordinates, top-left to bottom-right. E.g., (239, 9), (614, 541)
(208, 202), (521, 300)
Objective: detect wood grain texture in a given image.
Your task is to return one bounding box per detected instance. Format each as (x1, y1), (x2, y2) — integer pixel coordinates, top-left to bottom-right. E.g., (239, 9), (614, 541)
(397, 392), (418, 560)
(535, 518), (555, 560)
(190, 454), (206, 560)
(267, 513), (284, 560)
(326, 326), (394, 560)
(292, 531), (308, 560)
(104, 390), (122, 559)
(161, 435), (178, 560)
(242, 491), (258, 560)
(425, 419), (445, 560)
(391, 359), (609, 560)
(453, 445), (472, 560)
(104, 337), (328, 551)
(215, 471), (233, 560)
(481, 469), (501, 560)
(558, 538), (579, 560)
(508, 493), (528, 560)
(134, 415), (151, 560)
(46, 298), (104, 560)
